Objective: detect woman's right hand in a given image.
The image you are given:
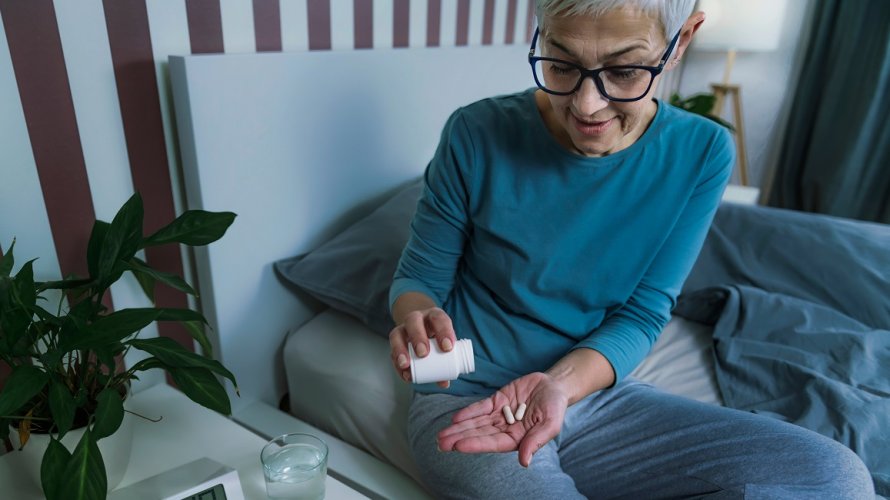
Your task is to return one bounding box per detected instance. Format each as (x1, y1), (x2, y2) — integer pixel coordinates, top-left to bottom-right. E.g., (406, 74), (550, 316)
(389, 307), (457, 388)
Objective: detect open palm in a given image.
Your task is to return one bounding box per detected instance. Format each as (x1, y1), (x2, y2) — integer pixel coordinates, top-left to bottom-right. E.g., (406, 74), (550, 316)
(437, 372), (570, 467)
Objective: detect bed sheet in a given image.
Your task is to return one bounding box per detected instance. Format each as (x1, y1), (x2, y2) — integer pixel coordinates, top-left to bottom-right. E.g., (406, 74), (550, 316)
(283, 309), (721, 483)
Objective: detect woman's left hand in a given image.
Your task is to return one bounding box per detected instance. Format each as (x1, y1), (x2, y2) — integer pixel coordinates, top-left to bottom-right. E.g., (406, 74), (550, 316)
(437, 372), (570, 467)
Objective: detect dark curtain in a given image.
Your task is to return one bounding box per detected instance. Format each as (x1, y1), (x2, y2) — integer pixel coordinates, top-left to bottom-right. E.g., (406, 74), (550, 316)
(768, 0), (890, 224)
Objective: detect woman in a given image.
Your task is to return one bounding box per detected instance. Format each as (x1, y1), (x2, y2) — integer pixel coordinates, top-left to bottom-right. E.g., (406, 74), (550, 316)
(388, 0), (873, 498)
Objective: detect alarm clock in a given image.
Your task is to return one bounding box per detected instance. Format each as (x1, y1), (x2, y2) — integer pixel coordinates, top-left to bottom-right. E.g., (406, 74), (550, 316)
(107, 457), (244, 500)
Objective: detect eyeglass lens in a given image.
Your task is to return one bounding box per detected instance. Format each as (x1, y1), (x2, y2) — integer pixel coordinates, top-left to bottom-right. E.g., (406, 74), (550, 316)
(532, 60), (654, 99)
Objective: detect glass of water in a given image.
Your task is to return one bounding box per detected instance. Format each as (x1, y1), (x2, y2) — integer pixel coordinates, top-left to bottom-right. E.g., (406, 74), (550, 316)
(261, 433), (328, 499)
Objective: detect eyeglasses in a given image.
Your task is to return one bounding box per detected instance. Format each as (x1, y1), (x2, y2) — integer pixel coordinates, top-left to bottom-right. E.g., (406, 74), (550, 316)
(528, 27), (681, 102)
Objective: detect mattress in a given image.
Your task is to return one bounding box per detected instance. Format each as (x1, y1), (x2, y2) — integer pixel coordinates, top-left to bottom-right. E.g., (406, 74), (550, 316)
(283, 309), (722, 485)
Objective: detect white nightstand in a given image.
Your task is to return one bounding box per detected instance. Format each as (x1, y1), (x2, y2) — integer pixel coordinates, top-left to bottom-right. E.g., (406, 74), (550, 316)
(0, 383), (367, 499)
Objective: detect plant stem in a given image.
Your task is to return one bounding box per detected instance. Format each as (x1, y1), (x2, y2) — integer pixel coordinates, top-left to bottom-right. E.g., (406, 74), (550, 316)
(2, 415), (52, 421)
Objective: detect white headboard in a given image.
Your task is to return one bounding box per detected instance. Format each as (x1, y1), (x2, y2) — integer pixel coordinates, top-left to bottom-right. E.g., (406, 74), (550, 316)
(169, 45), (530, 412)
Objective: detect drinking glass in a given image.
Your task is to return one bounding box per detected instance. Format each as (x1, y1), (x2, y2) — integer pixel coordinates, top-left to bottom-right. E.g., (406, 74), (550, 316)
(261, 433), (328, 499)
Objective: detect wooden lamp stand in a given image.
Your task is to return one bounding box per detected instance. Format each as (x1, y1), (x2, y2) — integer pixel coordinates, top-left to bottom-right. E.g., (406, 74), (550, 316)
(710, 49), (749, 186)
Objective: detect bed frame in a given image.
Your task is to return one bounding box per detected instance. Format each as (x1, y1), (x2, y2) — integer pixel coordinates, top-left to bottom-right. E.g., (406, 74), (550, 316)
(169, 44), (530, 498)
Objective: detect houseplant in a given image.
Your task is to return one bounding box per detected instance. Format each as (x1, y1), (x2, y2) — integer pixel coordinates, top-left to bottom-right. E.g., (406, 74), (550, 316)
(0, 192), (237, 500)
(669, 92), (735, 131)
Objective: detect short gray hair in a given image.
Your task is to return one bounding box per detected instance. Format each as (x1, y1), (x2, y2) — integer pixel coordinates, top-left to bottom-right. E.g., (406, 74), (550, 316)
(535, 0), (696, 42)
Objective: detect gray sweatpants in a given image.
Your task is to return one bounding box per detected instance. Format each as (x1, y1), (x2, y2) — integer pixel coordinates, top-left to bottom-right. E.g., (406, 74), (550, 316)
(408, 379), (874, 499)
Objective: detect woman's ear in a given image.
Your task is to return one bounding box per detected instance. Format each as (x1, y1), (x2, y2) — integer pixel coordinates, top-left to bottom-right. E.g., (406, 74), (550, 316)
(669, 11), (706, 68)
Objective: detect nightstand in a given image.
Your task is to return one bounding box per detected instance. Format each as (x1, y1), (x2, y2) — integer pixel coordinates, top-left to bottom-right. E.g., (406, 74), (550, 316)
(0, 383), (367, 499)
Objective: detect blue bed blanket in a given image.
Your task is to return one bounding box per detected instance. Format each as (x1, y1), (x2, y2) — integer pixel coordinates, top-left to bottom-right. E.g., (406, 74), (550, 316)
(675, 202), (890, 495)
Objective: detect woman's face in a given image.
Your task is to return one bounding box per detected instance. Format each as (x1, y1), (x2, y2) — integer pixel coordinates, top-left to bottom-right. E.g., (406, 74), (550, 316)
(537, 9), (675, 157)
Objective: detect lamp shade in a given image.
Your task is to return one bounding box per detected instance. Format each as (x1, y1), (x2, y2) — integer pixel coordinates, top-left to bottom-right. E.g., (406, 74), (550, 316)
(695, 0), (789, 52)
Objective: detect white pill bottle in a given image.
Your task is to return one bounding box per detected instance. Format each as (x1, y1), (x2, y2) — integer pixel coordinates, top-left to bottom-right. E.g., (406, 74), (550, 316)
(409, 339), (475, 384)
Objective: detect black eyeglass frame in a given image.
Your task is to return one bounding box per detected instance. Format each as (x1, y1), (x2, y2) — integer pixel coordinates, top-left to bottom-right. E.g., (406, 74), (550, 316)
(528, 27), (682, 102)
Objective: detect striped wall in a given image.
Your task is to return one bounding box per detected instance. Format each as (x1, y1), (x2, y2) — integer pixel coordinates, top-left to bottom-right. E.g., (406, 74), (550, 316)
(0, 0), (538, 395)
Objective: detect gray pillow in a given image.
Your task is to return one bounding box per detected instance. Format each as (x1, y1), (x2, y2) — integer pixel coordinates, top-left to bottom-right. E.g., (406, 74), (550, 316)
(274, 178), (423, 336)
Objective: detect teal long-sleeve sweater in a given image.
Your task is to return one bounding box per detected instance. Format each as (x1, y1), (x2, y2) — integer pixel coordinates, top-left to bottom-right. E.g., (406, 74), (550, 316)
(390, 88), (734, 396)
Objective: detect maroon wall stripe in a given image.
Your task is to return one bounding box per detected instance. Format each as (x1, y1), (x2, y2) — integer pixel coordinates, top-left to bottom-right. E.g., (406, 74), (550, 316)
(354, 0), (373, 49)
(185, 0), (225, 54)
(393, 0), (409, 48)
(482, 0), (495, 45)
(253, 0), (282, 52)
(456, 0), (470, 46)
(426, 0), (441, 47)
(0, 0), (97, 285)
(526, 0), (535, 42)
(102, 0), (195, 358)
(505, 0), (517, 44)
(307, 0), (332, 50)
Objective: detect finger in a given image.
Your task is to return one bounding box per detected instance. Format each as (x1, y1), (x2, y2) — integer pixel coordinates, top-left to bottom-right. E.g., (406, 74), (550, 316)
(438, 422), (501, 452)
(439, 414), (496, 441)
(437, 380), (451, 389)
(388, 326), (411, 373)
(426, 309), (457, 351)
(454, 433), (518, 454)
(518, 419), (559, 467)
(451, 397), (496, 424)
(403, 311), (430, 358)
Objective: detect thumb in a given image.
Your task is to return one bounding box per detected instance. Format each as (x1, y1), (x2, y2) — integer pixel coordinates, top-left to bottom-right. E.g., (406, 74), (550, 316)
(517, 420), (558, 468)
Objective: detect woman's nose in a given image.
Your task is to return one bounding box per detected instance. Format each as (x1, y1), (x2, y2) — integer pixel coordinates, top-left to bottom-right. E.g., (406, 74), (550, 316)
(573, 77), (609, 116)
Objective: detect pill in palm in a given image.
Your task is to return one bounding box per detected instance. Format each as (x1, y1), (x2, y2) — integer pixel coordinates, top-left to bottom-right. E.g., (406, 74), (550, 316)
(502, 405), (516, 425)
(515, 403), (527, 421)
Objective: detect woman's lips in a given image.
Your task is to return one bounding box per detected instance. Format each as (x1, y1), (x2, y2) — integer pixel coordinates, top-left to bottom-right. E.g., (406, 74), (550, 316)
(572, 115), (613, 136)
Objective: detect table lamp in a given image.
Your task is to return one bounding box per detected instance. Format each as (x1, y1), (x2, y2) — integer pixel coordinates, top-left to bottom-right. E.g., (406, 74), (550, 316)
(694, 0), (788, 186)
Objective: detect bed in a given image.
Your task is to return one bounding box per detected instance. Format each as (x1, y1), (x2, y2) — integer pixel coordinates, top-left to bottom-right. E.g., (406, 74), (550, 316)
(169, 46), (889, 499)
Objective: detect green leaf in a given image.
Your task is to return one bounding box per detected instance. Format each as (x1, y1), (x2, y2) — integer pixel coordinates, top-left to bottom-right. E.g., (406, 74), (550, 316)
(97, 193), (144, 287)
(41, 437), (73, 500)
(127, 336), (237, 392)
(0, 417), (9, 442)
(67, 308), (207, 351)
(0, 238), (14, 277)
(91, 388), (124, 441)
(86, 220), (109, 279)
(61, 427), (107, 500)
(126, 356), (165, 373)
(131, 267), (156, 303)
(0, 365), (48, 417)
(141, 210), (236, 248)
(36, 278), (93, 293)
(13, 259), (37, 310)
(48, 380), (76, 437)
(169, 366), (231, 415)
(91, 308), (161, 338)
(183, 320), (213, 357)
(154, 308), (207, 323)
(127, 257), (197, 297)
(0, 304), (32, 354)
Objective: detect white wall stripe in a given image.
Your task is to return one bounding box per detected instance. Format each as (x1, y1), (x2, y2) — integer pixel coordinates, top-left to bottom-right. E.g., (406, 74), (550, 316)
(468, 0), (484, 45)
(493, 0), (507, 45)
(55, 0), (134, 222)
(373, 0), (394, 49)
(440, 0), (457, 47)
(220, 0), (257, 53)
(408, 0), (427, 48)
(517, 0), (532, 43)
(330, 0), (354, 51)
(280, 0), (309, 52)
(0, 10), (64, 285)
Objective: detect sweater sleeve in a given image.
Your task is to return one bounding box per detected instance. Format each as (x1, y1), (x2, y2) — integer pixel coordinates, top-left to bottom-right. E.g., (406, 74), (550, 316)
(389, 109), (475, 310)
(575, 128), (735, 382)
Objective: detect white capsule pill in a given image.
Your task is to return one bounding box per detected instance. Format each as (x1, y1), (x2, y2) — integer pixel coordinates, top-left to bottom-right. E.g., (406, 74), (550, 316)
(515, 403), (527, 421)
(502, 405), (516, 425)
